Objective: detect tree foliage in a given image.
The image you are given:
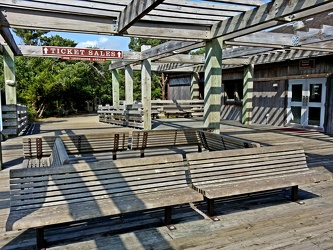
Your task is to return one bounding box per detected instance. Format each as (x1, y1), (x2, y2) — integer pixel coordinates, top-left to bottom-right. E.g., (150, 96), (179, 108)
(1, 32), (166, 120)
(8, 30), (114, 119)
(129, 37), (165, 100)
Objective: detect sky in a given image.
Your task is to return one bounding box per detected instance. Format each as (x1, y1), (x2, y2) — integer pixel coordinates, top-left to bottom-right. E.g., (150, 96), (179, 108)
(13, 31), (131, 51)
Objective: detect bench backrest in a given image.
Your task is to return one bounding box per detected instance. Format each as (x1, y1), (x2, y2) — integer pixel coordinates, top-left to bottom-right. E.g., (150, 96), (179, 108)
(22, 136), (58, 158)
(198, 130), (260, 151)
(59, 132), (129, 154)
(8, 154), (187, 214)
(130, 128), (205, 151)
(49, 138), (71, 166)
(186, 144), (309, 189)
(22, 132), (129, 159)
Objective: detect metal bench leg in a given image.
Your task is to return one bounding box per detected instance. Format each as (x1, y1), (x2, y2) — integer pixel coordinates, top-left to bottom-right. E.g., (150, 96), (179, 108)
(291, 186), (298, 201)
(112, 151), (117, 160)
(165, 206), (172, 225)
(140, 150), (144, 158)
(36, 227), (46, 250)
(165, 206), (176, 230)
(207, 198), (215, 217)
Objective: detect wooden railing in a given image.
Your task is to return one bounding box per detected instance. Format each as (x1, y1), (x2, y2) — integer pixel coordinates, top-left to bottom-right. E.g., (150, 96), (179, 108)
(1, 104), (29, 136)
(98, 100), (204, 128)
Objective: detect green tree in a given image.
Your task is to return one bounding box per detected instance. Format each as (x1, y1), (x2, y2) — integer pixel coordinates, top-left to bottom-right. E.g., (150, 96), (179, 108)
(13, 29), (49, 46)
(128, 37), (164, 100)
(11, 29), (113, 118)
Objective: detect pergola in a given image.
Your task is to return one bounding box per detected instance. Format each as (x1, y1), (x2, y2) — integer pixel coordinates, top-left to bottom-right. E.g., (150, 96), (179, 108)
(1, 0), (333, 132)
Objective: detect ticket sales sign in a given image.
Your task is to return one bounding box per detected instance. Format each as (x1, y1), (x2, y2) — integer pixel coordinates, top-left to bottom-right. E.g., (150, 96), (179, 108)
(42, 46), (123, 60)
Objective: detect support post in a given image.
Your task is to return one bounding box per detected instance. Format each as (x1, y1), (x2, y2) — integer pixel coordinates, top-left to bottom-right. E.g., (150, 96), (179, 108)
(125, 65), (134, 105)
(112, 69), (120, 106)
(204, 38), (223, 134)
(3, 45), (16, 105)
(242, 64), (254, 125)
(191, 72), (200, 100)
(141, 45), (152, 130)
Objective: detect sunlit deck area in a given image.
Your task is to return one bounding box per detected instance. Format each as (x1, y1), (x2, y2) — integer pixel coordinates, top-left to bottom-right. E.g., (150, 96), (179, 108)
(1, 114), (333, 250)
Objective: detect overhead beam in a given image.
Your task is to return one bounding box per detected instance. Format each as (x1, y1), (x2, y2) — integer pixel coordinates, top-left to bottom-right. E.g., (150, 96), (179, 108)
(109, 41), (203, 70)
(118, 0), (165, 33)
(0, 0), (121, 17)
(156, 54), (205, 64)
(0, 7), (118, 35)
(0, 27), (21, 55)
(211, 0), (333, 40)
(248, 49), (330, 65)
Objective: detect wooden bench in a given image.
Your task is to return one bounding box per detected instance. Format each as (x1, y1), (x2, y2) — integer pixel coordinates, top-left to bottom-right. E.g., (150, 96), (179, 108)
(198, 130), (261, 151)
(186, 144), (332, 217)
(22, 138), (71, 168)
(59, 132), (129, 160)
(130, 128), (210, 157)
(151, 100), (204, 118)
(49, 138), (71, 166)
(22, 132), (129, 163)
(6, 154), (203, 249)
(23, 136), (58, 159)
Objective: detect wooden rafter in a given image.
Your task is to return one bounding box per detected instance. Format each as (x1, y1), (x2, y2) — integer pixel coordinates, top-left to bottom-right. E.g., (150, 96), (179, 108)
(118, 0), (165, 33)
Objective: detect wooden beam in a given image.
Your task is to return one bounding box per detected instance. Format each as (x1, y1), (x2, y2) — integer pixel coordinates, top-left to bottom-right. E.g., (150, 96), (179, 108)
(0, 0), (122, 17)
(211, 0), (333, 40)
(0, 7), (118, 35)
(0, 27), (21, 55)
(109, 41), (203, 70)
(118, 0), (165, 33)
(156, 54), (205, 64)
(206, 0), (265, 6)
(248, 49), (329, 65)
(229, 32), (294, 46)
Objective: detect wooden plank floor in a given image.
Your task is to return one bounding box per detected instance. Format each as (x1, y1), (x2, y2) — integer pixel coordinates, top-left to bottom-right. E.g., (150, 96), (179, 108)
(1, 115), (332, 249)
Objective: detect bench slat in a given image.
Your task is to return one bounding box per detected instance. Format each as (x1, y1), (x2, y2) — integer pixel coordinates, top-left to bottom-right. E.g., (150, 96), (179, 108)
(198, 130), (260, 151)
(7, 187), (202, 231)
(8, 154), (202, 222)
(193, 171), (330, 198)
(186, 143), (332, 217)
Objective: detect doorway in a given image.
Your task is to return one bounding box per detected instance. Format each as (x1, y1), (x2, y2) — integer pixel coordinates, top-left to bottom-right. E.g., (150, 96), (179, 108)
(287, 78), (326, 129)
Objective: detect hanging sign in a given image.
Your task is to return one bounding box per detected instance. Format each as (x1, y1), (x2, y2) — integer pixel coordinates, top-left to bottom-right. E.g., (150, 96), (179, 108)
(299, 59), (315, 70)
(61, 56), (106, 62)
(42, 46), (123, 59)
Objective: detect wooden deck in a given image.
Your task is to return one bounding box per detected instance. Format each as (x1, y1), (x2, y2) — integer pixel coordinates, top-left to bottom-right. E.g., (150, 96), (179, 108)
(1, 114), (333, 250)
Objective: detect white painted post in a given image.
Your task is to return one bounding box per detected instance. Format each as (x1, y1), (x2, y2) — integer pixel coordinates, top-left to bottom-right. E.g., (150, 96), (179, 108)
(112, 69), (120, 106)
(3, 45), (16, 105)
(125, 65), (134, 105)
(141, 45), (152, 130)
